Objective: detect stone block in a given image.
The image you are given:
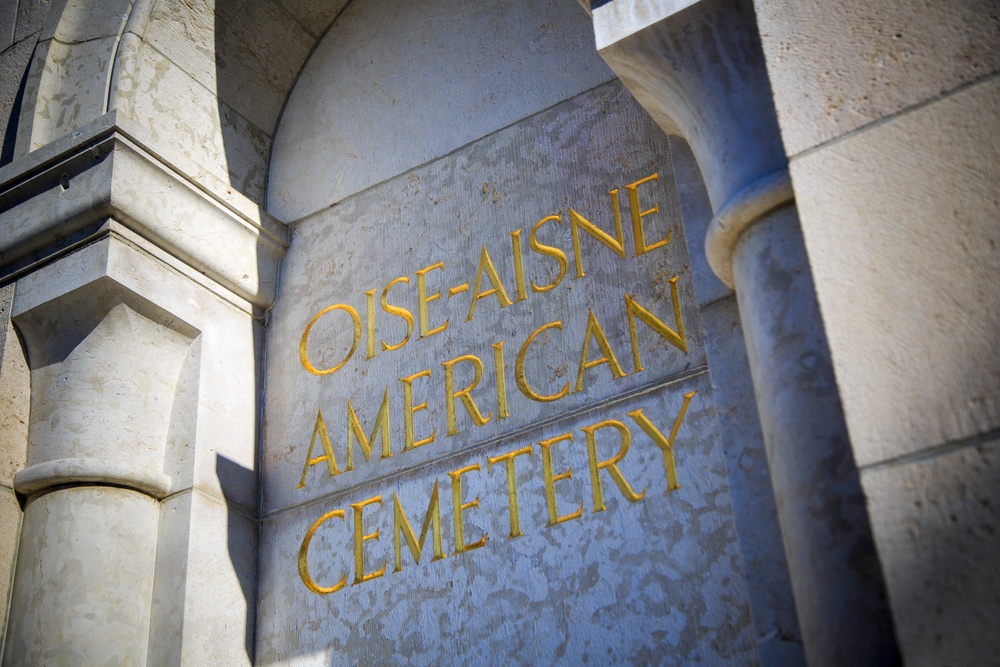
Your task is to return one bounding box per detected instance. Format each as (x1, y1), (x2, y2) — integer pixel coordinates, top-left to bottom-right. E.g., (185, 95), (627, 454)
(23, 35), (116, 152)
(700, 295), (804, 666)
(267, 0), (616, 221)
(111, 38), (270, 204)
(862, 437), (1000, 667)
(148, 489), (256, 666)
(755, 0), (1000, 155)
(0, 486), (21, 653)
(0, 3), (15, 51)
(144, 0), (313, 135)
(257, 373), (756, 665)
(791, 74), (1000, 467)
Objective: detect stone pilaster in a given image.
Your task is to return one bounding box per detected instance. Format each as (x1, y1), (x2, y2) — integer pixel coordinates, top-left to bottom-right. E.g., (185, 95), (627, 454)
(593, 1), (900, 664)
(0, 112), (287, 665)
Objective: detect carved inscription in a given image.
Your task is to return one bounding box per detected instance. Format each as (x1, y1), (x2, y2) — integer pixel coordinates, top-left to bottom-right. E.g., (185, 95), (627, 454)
(292, 172), (697, 593)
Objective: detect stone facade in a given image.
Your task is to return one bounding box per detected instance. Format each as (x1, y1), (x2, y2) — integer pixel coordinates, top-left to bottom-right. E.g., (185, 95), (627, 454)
(0, 0), (996, 665)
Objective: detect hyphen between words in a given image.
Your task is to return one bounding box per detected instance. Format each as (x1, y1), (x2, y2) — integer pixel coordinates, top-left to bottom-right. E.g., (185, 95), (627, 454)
(295, 172), (698, 592)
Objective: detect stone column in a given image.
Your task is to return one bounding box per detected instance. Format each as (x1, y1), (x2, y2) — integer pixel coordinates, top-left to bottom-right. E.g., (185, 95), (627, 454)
(0, 114), (286, 665)
(592, 1), (900, 664)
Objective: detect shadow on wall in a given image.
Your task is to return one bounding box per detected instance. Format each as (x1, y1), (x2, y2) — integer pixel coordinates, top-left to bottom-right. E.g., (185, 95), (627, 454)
(216, 453), (259, 663)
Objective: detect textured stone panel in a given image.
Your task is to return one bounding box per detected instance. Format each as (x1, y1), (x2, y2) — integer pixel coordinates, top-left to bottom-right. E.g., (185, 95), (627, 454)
(792, 75), (1000, 466)
(14, 0), (52, 44)
(0, 307), (29, 488)
(0, 38), (36, 164)
(0, 486), (20, 652)
(267, 0), (616, 221)
(264, 81), (700, 513)
(257, 374), (756, 666)
(756, 0), (1000, 155)
(862, 438), (1000, 667)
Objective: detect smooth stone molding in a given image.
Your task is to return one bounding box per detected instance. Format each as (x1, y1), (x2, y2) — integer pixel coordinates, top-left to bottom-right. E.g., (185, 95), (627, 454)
(0, 111), (288, 309)
(13, 458), (172, 500)
(705, 169), (794, 288)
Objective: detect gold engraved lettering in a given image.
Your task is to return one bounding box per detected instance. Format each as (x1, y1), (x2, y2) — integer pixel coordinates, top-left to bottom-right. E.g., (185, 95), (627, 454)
(443, 354), (492, 436)
(401, 369), (436, 450)
(351, 495), (386, 585)
(626, 173), (671, 255)
(575, 309), (626, 393)
(492, 341), (511, 420)
(297, 409), (341, 489)
(365, 289), (377, 360)
(510, 229), (528, 302)
(536, 433), (583, 526)
(487, 445), (533, 538)
(300, 304), (362, 376)
(516, 321), (570, 402)
(380, 276), (414, 352)
(448, 463), (489, 554)
(626, 281), (687, 373)
(581, 419), (646, 512)
(415, 262), (449, 339)
(392, 482), (445, 572)
(569, 195), (626, 279)
(448, 283), (469, 298)
(467, 246), (513, 321)
(627, 391), (697, 492)
(528, 215), (568, 293)
(298, 509), (347, 594)
(345, 388), (392, 471)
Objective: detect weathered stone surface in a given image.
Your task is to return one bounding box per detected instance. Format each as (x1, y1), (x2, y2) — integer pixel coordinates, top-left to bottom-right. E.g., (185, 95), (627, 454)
(3, 486), (158, 666)
(862, 438), (1000, 667)
(278, 0), (348, 38)
(258, 374), (757, 666)
(0, 3), (16, 51)
(20, 35), (116, 153)
(268, 0), (616, 221)
(40, 0), (131, 43)
(700, 295), (804, 666)
(755, 0), (1000, 156)
(14, 0), (52, 44)
(144, 0), (313, 135)
(0, 38), (36, 164)
(791, 74), (1000, 467)
(0, 286), (28, 488)
(148, 489), (257, 666)
(264, 80), (700, 512)
(0, 485), (20, 656)
(111, 37), (270, 204)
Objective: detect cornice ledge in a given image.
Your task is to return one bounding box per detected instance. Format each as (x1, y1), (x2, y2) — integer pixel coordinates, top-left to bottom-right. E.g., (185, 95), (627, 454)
(0, 111), (289, 309)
